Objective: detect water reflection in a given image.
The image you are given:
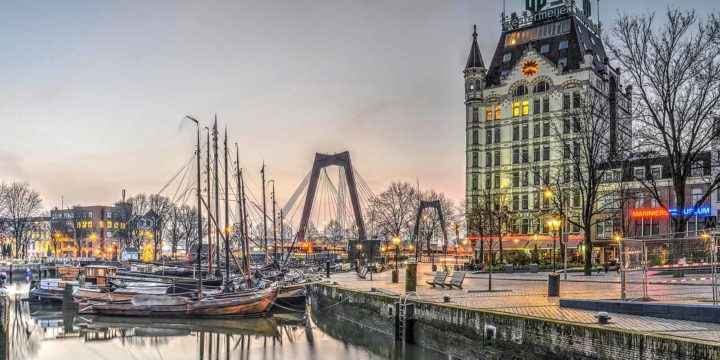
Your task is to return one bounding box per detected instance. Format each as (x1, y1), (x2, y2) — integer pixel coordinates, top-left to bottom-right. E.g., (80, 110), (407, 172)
(4, 281), (444, 360)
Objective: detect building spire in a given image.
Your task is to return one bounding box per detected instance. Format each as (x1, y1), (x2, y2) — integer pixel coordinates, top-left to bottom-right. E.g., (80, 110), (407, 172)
(465, 24), (484, 69)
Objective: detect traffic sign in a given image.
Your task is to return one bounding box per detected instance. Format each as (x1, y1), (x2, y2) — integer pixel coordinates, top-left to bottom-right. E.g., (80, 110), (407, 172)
(706, 216), (717, 229)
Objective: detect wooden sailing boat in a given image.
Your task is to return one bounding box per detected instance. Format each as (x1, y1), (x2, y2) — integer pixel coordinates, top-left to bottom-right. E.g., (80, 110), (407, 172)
(84, 286), (277, 317)
(81, 116), (278, 317)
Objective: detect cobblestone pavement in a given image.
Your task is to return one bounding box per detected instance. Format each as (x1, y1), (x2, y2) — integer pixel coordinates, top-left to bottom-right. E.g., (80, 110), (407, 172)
(326, 263), (720, 344)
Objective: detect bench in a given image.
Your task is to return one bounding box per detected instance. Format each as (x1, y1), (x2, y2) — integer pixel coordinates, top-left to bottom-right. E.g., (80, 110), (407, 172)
(356, 266), (369, 279)
(444, 271), (466, 289)
(425, 272), (448, 288)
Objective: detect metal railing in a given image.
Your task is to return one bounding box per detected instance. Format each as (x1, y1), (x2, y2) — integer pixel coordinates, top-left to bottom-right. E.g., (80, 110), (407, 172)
(620, 234), (718, 304)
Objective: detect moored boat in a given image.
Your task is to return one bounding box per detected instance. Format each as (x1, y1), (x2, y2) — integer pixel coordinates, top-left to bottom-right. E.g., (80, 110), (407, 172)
(29, 279), (79, 302)
(86, 287), (278, 317)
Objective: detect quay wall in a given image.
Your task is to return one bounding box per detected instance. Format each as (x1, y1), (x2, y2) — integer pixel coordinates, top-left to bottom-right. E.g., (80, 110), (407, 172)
(311, 283), (720, 360)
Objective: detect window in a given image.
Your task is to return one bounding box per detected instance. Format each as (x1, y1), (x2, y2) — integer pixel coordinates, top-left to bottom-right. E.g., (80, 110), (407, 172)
(533, 171), (541, 185)
(563, 94), (571, 110)
(522, 148), (529, 163)
(484, 106), (491, 121)
(521, 218), (530, 234)
(494, 173), (501, 188)
(650, 165), (662, 179)
(494, 105), (502, 120)
(635, 193), (645, 208)
(522, 194), (529, 210)
(472, 130), (478, 145)
(692, 188), (703, 204)
(512, 195), (519, 210)
(513, 172), (520, 187)
(534, 98), (541, 114)
(513, 125), (520, 141)
(522, 100), (529, 115)
(514, 85), (528, 97)
(542, 97), (550, 113)
(534, 81), (549, 93)
(533, 146), (541, 161)
(543, 122), (550, 136)
(563, 144), (570, 159)
(559, 40), (569, 50)
(504, 19), (571, 47)
(633, 167), (646, 180)
(558, 58), (568, 67)
(691, 161), (704, 176)
(494, 150), (501, 165)
(543, 146), (550, 160)
(521, 123), (529, 140)
(563, 118), (570, 134)
(472, 152), (479, 167)
(573, 92), (581, 108)
(533, 123), (541, 138)
(472, 175), (478, 190)
(522, 171), (529, 186)
(485, 175), (492, 188)
(486, 130), (492, 144)
(513, 149), (520, 164)
(573, 142), (580, 157)
(494, 128), (501, 143)
(503, 53), (512, 62)
(513, 102), (520, 117)
(486, 152), (492, 167)
(540, 44), (550, 54)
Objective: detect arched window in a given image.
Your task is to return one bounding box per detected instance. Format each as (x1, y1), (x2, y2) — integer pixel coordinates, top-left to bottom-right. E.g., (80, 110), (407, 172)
(513, 85), (528, 97)
(474, 79), (482, 91)
(534, 81), (549, 93)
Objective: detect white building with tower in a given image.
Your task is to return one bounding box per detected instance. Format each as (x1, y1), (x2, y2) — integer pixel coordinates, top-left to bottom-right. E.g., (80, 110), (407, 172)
(464, 0), (632, 254)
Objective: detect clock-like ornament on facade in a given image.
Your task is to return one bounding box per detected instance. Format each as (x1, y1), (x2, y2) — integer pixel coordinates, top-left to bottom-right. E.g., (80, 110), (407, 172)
(521, 59), (539, 77)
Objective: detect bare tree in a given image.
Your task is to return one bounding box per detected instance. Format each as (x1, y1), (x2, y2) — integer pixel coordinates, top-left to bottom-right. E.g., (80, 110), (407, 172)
(0, 182), (44, 258)
(542, 88), (630, 275)
(179, 205), (204, 254)
(164, 204), (183, 256)
(609, 9), (720, 238)
(365, 182), (419, 241)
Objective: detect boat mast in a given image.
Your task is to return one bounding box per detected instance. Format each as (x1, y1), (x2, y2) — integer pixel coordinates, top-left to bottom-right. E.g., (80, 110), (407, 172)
(279, 209), (284, 260)
(240, 169), (252, 286)
(261, 163), (268, 265)
(213, 116), (220, 275)
(185, 115), (203, 299)
(224, 128), (230, 284)
(235, 144), (245, 270)
(271, 181), (277, 264)
(205, 127), (212, 275)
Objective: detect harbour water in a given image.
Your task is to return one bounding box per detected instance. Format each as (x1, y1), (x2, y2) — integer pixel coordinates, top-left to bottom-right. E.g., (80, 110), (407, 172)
(4, 280), (445, 360)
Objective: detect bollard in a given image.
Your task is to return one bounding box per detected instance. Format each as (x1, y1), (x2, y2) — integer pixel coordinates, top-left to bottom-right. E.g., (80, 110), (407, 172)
(595, 311), (611, 324)
(405, 258), (417, 292)
(548, 273), (560, 297)
(443, 294), (450, 303)
(355, 259), (360, 273)
(325, 260), (331, 278)
(391, 269), (399, 283)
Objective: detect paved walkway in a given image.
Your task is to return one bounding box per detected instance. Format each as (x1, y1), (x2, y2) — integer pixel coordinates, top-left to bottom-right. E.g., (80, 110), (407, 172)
(326, 263), (720, 344)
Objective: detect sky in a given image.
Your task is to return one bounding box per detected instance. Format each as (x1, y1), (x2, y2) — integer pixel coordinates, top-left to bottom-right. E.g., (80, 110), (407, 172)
(0, 0), (716, 212)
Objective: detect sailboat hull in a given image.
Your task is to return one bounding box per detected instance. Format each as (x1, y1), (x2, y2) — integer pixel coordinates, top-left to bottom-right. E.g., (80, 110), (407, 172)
(88, 287), (278, 317)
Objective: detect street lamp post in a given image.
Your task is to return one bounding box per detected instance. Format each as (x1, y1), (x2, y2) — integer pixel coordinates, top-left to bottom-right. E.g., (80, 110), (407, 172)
(547, 218), (561, 274)
(392, 236), (400, 283)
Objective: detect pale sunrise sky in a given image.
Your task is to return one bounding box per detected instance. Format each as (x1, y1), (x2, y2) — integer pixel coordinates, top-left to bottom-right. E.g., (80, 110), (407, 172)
(0, 0), (716, 211)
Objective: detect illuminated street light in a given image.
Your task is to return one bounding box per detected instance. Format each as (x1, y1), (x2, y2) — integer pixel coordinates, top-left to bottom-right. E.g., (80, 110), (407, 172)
(547, 218), (561, 273)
